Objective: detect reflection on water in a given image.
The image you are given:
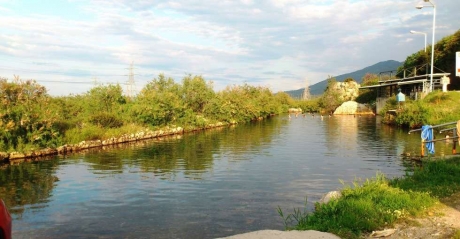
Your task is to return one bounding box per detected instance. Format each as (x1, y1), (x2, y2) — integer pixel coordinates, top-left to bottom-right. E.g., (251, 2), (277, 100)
(0, 115), (451, 238)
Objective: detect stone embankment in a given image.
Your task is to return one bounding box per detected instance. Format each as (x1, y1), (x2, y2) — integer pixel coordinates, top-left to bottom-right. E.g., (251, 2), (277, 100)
(0, 122), (228, 164)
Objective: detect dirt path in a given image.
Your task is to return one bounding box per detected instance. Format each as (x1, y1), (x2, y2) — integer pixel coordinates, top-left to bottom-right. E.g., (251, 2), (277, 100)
(366, 192), (460, 239)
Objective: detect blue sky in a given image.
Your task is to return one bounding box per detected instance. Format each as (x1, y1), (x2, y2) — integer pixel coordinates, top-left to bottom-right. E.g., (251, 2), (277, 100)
(0, 0), (458, 95)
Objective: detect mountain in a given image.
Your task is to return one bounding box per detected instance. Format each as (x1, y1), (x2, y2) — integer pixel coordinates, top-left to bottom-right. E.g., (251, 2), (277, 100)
(285, 60), (403, 98)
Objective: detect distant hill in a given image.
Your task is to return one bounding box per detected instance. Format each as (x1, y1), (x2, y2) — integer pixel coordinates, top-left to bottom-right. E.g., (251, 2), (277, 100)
(285, 60), (403, 98)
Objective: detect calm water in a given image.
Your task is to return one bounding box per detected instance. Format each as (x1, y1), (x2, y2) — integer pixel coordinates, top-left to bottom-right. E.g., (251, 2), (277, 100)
(0, 115), (453, 238)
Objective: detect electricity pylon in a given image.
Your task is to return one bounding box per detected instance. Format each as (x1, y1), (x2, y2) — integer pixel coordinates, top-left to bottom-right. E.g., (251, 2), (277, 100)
(302, 79), (311, 100)
(126, 61), (136, 98)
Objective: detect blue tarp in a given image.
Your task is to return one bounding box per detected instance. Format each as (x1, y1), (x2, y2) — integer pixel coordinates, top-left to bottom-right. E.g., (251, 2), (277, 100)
(421, 125), (435, 154)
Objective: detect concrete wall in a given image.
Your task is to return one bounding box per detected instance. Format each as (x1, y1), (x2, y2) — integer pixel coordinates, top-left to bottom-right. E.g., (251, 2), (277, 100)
(376, 97), (389, 115)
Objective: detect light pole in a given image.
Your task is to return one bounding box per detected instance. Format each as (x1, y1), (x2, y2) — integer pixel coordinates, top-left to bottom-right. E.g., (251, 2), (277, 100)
(410, 30), (428, 80)
(416, 0), (436, 92)
(410, 30), (427, 52)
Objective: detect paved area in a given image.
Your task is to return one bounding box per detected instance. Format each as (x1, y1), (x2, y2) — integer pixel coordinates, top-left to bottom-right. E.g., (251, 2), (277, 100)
(218, 230), (341, 239)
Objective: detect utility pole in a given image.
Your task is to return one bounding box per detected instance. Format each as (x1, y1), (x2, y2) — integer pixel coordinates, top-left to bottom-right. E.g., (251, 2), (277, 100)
(126, 61), (136, 99)
(302, 79), (311, 100)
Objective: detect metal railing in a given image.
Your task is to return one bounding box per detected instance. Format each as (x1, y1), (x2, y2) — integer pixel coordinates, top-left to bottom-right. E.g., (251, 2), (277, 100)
(408, 121), (459, 157)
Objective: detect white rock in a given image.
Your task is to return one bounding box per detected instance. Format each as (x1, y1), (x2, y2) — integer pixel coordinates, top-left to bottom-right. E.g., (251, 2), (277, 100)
(319, 191), (342, 204)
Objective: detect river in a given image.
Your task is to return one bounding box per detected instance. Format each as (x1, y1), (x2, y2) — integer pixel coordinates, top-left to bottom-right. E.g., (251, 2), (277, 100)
(0, 115), (453, 238)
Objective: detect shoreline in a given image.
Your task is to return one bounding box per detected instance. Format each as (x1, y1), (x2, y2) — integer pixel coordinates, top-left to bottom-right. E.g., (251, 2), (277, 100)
(0, 121), (232, 165)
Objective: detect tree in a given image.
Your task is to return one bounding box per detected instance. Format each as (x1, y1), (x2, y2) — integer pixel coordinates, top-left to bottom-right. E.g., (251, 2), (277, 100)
(356, 73), (379, 104)
(181, 75), (215, 114)
(86, 84), (125, 113)
(319, 77), (342, 113)
(133, 74), (184, 126)
(0, 76), (59, 150)
(397, 30), (460, 90)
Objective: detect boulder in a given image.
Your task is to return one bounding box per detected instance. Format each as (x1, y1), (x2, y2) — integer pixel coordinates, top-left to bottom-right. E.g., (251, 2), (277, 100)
(9, 152), (26, 160)
(288, 108), (302, 113)
(331, 81), (360, 101)
(334, 101), (374, 115)
(319, 191), (342, 204)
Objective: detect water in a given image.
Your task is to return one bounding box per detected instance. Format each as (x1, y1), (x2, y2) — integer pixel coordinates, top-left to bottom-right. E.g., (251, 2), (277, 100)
(0, 115), (453, 238)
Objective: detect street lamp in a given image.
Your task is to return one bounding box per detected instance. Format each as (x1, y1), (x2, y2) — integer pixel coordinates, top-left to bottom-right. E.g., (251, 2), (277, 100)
(410, 30), (427, 52)
(416, 0), (436, 92)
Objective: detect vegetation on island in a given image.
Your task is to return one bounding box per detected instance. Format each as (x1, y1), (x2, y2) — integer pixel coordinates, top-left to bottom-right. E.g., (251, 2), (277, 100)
(0, 74), (292, 153)
(279, 156), (460, 238)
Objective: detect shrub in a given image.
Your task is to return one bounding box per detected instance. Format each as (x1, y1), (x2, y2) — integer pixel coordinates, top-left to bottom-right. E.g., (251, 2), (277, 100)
(89, 112), (124, 128)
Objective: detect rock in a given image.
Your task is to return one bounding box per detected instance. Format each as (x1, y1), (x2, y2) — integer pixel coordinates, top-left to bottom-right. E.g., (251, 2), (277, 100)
(9, 152), (26, 160)
(334, 101), (374, 115)
(370, 229), (396, 238)
(57, 145), (67, 154)
(24, 151), (36, 158)
(0, 152), (8, 161)
(288, 108), (302, 113)
(319, 191), (342, 204)
(41, 148), (57, 156)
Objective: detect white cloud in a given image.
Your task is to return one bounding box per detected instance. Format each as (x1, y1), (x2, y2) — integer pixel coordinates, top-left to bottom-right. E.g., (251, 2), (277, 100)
(0, 0), (459, 96)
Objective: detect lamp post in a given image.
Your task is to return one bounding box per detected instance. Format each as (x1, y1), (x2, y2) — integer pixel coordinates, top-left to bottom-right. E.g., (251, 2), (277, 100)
(410, 30), (427, 52)
(410, 30), (428, 81)
(416, 0), (436, 92)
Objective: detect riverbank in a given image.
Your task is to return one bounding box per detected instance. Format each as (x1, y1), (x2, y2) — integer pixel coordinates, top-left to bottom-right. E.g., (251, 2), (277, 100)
(0, 122), (231, 164)
(0, 76), (292, 160)
(277, 156), (460, 238)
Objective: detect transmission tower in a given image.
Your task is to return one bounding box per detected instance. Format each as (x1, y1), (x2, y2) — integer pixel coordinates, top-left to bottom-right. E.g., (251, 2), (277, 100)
(92, 76), (98, 86)
(302, 79), (311, 100)
(126, 61), (136, 98)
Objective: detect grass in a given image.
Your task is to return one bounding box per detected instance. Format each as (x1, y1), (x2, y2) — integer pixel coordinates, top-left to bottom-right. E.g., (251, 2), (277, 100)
(453, 230), (460, 239)
(63, 123), (150, 144)
(391, 157), (460, 198)
(382, 91), (460, 127)
(278, 157), (460, 238)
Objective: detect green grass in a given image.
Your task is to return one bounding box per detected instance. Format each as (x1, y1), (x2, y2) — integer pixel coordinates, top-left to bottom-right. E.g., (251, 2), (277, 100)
(278, 157), (460, 238)
(382, 91), (460, 127)
(390, 157), (460, 198)
(63, 123), (149, 144)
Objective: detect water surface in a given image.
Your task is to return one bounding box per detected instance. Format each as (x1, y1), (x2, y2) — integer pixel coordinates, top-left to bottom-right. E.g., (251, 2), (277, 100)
(0, 115), (451, 238)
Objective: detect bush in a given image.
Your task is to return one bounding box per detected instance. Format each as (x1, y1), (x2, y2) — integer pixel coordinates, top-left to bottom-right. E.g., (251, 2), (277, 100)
(89, 112), (124, 128)
(0, 77), (60, 151)
(64, 124), (106, 143)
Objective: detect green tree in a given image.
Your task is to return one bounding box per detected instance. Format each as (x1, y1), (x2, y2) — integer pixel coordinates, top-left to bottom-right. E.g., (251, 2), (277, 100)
(181, 75), (215, 114)
(84, 84), (126, 128)
(397, 29), (460, 89)
(133, 74), (184, 126)
(0, 76), (60, 151)
(356, 73), (379, 104)
(319, 77), (342, 114)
